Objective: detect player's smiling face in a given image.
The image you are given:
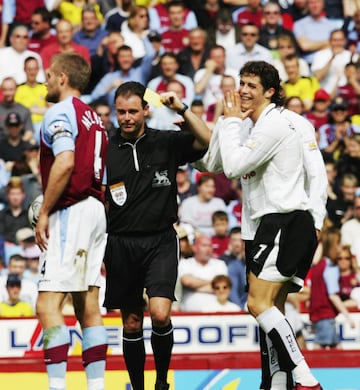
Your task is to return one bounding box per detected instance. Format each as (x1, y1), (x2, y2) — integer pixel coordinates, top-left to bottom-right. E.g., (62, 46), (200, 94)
(115, 94), (149, 139)
(239, 74), (273, 115)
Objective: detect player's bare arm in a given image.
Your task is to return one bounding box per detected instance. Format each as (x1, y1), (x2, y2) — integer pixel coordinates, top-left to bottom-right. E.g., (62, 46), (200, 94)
(35, 150), (74, 251)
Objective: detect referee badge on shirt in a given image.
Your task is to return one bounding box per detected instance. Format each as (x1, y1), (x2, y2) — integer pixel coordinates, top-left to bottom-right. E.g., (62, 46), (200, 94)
(110, 182), (127, 206)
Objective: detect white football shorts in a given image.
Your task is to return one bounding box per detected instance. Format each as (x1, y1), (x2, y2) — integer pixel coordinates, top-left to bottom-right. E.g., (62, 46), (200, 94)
(38, 196), (107, 292)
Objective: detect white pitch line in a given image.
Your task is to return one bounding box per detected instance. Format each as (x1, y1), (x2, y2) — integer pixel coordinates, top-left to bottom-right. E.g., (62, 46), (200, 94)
(202, 369), (230, 390)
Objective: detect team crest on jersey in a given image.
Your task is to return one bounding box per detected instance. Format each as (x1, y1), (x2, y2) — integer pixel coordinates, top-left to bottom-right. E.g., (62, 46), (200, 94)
(152, 170), (171, 187)
(307, 140), (318, 151)
(110, 182), (127, 206)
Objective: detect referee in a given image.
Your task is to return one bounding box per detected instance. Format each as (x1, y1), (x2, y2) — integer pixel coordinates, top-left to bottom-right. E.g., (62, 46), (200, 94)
(103, 81), (210, 390)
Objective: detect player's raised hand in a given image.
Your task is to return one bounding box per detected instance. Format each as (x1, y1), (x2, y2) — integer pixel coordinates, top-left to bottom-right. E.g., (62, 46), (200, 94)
(223, 90), (253, 120)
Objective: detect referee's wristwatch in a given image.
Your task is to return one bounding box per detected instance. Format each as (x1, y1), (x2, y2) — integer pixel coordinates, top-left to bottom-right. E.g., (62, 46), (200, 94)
(177, 103), (189, 116)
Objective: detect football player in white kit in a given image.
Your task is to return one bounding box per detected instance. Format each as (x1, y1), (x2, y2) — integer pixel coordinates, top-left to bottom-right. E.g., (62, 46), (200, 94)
(197, 61), (327, 390)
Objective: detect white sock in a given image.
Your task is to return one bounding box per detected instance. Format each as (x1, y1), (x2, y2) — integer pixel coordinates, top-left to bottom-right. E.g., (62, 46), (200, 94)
(49, 377), (66, 390)
(257, 307), (303, 365)
(270, 371), (287, 390)
(87, 377), (104, 390)
(293, 360), (318, 386)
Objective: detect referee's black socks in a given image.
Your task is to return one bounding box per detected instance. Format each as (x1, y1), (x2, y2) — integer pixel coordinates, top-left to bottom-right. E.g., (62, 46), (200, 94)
(151, 322), (174, 384)
(122, 330), (145, 390)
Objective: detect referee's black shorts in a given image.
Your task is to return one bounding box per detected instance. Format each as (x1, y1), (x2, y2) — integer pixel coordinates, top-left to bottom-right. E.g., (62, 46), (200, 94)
(245, 210), (317, 292)
(103, 228), (179, 310)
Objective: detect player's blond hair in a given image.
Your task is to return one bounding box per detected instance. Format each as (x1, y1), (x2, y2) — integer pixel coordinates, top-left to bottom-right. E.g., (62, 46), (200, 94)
(51, 53), (91, 93)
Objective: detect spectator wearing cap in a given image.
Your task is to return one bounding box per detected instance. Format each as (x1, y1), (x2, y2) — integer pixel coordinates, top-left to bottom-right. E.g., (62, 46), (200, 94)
(0, 77), (34, 142)
(15, 227), (42, 278)
(336, 62), (360, 117)
(318, 96), (360, 158)
(311, 29), (358, 95)
(0, 111), (29, 163)
(0, 254), (37, 309)
(15, 227), (35, 248)
(145, 30), (164, 82)
(176, 163), (197, 204)
(148, 29), (162, 43)
(0, 273), (34, 317)
(10, 141), (41, 209)
(305, 89), (331, 131)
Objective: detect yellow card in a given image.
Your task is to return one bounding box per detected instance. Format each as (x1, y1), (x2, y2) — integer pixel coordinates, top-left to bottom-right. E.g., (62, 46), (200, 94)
(143, 88), (163, 108)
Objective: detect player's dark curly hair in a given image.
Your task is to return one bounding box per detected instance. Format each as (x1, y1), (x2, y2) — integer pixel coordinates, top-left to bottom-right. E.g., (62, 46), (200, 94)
(240, 61), (284, 106)
(114, 81), (147, 108)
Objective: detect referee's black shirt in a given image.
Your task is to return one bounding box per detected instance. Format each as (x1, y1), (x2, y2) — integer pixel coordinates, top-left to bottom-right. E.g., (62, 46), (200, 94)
(105, 127), (206, 235)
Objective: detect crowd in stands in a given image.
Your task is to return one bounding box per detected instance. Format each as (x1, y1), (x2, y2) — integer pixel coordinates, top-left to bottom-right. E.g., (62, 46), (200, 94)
(0, 0), (359, 349)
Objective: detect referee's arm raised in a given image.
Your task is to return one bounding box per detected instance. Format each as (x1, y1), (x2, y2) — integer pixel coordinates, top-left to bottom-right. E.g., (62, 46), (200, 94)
(161, 91), (211, 150)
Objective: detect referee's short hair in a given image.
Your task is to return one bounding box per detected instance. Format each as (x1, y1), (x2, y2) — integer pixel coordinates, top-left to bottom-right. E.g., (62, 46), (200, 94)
(114, 81), (147, 108)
